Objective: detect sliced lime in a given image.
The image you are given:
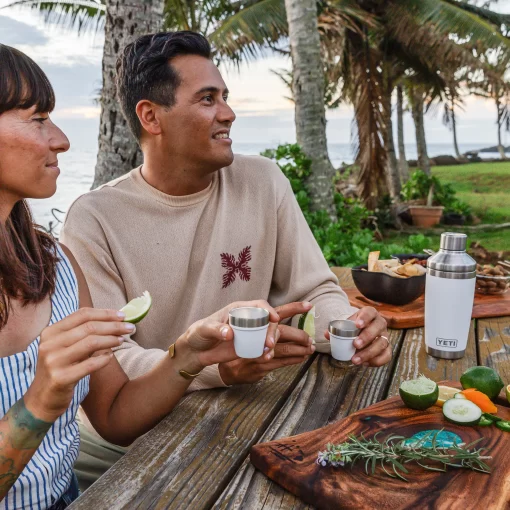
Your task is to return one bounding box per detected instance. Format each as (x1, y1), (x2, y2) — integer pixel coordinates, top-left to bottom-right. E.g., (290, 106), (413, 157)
(399, 376), (439, 411)
(298, 306), (315, 343)
(120, 291), (152, 324)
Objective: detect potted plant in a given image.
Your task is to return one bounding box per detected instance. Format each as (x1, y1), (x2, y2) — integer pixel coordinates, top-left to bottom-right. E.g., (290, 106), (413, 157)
(401, 171), (444, 228)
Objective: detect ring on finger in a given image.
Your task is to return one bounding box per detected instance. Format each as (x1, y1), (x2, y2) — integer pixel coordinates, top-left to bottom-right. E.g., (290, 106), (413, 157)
(378, 335), (390, 350)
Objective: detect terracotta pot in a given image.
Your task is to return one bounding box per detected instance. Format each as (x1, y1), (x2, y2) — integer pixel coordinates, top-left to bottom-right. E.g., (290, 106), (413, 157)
(408, 205), (444, 228)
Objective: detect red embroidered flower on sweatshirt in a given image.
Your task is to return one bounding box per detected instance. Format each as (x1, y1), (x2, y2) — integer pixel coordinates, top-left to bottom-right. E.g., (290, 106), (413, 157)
(221, 246), (252, 288)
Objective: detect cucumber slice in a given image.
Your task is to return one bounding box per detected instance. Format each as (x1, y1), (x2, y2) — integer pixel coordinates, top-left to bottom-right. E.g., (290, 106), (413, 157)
(443, 399), (482, 426)
(454, 392), (467, 399)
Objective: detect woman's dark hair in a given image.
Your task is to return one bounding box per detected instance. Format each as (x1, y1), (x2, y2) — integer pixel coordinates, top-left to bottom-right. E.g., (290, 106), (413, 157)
(116, 31), (211, 140)
(0, 44), (58, 330)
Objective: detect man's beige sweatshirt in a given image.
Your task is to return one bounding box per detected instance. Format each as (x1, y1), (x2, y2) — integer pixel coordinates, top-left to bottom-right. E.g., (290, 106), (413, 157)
(60, 155), (357, 391)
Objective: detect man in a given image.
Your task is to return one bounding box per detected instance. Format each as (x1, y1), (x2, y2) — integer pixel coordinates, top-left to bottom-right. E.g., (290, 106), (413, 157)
(61, 31), (390, 489)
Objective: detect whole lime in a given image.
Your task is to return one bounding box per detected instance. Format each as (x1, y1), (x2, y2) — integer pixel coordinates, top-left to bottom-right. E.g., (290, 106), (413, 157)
(460, 366), (504, 401)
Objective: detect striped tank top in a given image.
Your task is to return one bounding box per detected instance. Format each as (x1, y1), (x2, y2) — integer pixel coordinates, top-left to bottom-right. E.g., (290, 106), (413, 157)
(0, 244), (89, 509)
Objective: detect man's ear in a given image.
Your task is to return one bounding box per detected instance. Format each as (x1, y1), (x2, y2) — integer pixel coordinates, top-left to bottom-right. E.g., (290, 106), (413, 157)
(136, 100), (163, 136)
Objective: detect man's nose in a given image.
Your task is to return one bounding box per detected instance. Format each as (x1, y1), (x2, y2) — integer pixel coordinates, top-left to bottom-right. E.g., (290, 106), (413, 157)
(218, 101), (236, 125)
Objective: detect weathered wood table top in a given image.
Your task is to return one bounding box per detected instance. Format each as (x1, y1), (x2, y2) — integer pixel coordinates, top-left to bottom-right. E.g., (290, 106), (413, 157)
(70, 268), (510, 510)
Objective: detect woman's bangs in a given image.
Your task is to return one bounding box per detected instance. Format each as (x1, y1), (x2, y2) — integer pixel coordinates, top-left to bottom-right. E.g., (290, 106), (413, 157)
(0, 44), (55, 115)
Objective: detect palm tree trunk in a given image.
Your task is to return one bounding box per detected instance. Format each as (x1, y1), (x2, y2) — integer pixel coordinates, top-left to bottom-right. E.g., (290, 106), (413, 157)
(411, 90), (431, 175)
(284, 0), (336, 219)
(496, 94), (507, 160)
(396, 84), (409, 183)
(451, 105), (461, 159)
(92, 0), (164, 189)
(381, 71), (401, 199)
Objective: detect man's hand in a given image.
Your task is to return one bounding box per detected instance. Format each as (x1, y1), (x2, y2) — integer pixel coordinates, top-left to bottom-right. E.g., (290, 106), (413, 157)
(325, 307), (391, 367)
(218, 302), (316, 385)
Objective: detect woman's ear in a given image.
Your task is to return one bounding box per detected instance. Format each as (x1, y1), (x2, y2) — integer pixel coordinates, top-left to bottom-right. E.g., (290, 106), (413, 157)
(135, 100), (162, 137)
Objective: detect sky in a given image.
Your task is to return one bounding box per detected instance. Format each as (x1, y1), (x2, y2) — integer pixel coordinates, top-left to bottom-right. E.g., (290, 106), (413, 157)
(1, 1), (510, 150)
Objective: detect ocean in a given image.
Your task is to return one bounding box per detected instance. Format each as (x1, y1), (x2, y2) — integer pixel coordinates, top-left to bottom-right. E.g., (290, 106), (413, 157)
(29, 139), (502, 233)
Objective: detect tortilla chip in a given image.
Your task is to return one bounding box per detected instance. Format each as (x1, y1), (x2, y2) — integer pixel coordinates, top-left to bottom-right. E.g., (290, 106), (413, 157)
(368, 251), (380, 272)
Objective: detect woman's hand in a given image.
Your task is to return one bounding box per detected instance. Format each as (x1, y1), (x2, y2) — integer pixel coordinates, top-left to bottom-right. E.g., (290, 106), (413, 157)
(177, 300), (280, 372)
(24, 308), (134, 422)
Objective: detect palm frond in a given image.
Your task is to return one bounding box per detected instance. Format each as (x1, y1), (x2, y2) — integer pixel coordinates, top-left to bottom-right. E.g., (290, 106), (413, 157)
(2, 0), (105, 33)
(389, 0), (510, 52)
(208, 0), (286, 61)
(443, 0), (510, 30)
(346, 31), (387, 207)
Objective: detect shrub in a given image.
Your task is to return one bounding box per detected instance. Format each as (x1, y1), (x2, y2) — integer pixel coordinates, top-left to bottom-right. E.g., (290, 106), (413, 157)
(263, 144), (433, 266)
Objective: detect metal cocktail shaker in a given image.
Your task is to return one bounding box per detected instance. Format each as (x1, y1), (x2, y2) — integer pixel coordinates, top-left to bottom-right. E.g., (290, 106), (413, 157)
(425, 233), (476, 359)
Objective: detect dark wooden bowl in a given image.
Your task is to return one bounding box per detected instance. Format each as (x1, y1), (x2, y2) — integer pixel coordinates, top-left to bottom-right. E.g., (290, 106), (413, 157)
(351, 254), (428, 306)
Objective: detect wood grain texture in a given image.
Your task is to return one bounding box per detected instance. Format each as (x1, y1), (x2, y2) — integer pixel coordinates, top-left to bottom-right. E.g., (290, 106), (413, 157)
(69, 359), (313, 510)
(251, 392), (510, 510)
(388, 322), (478, 398)
(477, 316), (510, 407)
(345, 289), (510, 329)
(213, 330), (404, 510)
(330, 267), (354, 289)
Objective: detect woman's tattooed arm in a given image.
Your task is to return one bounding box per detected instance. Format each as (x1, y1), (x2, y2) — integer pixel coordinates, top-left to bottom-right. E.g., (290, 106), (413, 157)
(0, 398), (52, 499)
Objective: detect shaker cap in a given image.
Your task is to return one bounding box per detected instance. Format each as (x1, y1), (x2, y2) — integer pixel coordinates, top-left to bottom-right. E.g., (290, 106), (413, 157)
(427, 232), (476, 273)
(440, 232), (467, 252)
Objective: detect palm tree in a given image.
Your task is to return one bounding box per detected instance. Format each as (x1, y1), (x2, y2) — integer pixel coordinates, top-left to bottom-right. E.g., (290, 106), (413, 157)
(284, 0), (337, 218)
(469, 49), (510, 160)
(8, 0), (289, 187)
(409, 86), (431, 175)
(320, 0), (510, 205)
(442, 88), (464, 159)
(396, 83), (409, 182)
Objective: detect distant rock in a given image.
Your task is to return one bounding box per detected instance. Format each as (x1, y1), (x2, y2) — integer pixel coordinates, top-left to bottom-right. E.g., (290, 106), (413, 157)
(432, 155), (460, 166)
(478, 145), (510, 153)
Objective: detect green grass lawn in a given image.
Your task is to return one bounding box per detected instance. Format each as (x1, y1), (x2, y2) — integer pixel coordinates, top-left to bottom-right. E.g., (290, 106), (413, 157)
(381, 162), (510, 252)
(384, 228), (510, 252)
(432, 162), (510, 224)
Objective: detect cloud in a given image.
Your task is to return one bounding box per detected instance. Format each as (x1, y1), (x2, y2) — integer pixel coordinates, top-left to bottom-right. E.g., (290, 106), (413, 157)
(53, 106), (101, 119)
(0, 14), (49, 45)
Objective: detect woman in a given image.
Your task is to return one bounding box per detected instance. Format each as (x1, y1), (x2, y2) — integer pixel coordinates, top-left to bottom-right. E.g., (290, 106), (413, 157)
(0, 44), (285, 509)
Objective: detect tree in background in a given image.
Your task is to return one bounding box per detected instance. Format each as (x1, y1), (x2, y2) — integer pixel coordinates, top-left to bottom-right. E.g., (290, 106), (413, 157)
(396, 83), (409, 183)
(10, 0), (288, 187)
(284, 0), (337, 219)
(469, 48), (510, 160)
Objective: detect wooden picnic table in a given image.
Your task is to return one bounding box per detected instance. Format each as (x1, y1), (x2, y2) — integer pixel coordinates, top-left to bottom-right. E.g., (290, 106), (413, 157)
(70, 268), (510, 509)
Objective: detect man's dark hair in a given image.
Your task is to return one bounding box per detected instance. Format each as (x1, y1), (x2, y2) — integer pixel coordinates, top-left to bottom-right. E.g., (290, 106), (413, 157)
(116, 31), (211, 140)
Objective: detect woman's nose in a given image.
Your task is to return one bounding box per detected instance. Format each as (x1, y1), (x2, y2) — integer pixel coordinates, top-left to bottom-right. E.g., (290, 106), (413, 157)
(50, 122), (70, 153)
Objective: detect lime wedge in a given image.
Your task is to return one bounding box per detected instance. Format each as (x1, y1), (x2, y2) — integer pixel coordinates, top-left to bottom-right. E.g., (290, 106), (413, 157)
(120, 291), (152, 324)
(298, 306), (315, 343)
(506, 384), (510, 405)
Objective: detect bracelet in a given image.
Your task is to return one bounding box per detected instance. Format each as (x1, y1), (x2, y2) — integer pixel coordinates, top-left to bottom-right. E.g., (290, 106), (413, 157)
(168, 343), (202, 380)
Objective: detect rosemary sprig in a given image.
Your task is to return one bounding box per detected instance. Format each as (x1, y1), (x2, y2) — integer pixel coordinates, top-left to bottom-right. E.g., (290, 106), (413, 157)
(317, 430), (491, 481)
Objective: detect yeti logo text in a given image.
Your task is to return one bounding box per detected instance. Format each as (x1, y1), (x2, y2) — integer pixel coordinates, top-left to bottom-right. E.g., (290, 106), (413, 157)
(436, 338), (458, 348)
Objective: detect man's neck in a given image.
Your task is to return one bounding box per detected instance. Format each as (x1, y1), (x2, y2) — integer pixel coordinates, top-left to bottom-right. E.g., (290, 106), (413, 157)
(141, 151), (214, 197)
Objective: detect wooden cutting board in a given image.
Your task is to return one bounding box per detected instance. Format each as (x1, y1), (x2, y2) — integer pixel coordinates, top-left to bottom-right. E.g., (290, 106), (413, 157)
(251, 384), (510, 510)
(345, 288), (510, 329)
